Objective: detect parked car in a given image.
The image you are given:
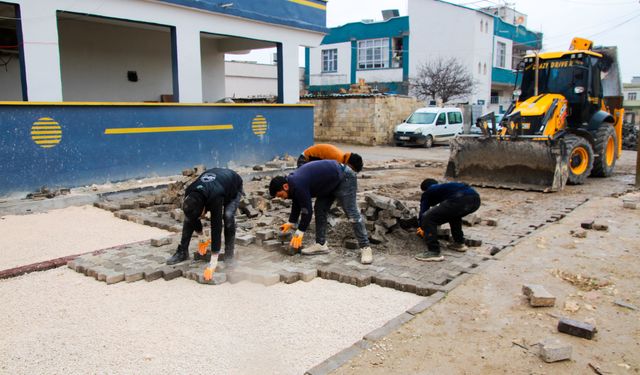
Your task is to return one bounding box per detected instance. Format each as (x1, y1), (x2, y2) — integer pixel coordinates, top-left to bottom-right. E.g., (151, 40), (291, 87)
(394, 107), (464, 147)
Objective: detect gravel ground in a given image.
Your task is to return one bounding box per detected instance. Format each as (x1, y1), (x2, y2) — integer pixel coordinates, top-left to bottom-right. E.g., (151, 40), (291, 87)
(0, 205), (170, 270)
(0, 206), (423, 375)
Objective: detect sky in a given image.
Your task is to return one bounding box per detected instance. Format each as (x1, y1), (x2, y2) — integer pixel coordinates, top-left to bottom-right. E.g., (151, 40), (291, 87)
(324, 0), (640, 82)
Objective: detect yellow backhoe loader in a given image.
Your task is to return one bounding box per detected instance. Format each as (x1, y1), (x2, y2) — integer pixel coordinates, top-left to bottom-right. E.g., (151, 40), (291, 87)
(445, 37), (624, 192)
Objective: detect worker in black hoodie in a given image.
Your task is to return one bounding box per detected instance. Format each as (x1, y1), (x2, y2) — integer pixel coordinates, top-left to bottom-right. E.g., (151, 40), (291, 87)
(166, 168), (243, 266)
(415, 178), (480, 262)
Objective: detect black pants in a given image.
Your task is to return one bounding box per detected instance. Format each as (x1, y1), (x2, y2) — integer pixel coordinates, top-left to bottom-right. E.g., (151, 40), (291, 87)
(420, 194), (481, 252)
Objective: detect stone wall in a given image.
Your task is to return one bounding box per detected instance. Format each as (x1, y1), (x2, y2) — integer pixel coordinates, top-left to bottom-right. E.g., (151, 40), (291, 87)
(302, 96), (422, 145)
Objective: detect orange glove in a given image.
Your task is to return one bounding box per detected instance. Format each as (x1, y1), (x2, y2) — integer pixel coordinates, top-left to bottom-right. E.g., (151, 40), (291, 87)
(203, 267), (214, 281)
(198, 239), (211, 256)
(416, 227), (425, 238)
(290, 229), (304, 250)
(280, 222), (296, 234)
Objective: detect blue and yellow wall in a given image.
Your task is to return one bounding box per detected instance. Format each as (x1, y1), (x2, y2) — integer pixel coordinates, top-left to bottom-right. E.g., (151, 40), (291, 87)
(0, 103), (313, 196)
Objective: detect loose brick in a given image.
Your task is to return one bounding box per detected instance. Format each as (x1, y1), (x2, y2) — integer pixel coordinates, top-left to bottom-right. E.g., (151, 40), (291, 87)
(125, 270), (145, 283)
(235, 234), (255, 246)
(623, 200), (637, 209)
(162, 267), (183, 281)
(580, 220), (595, 229)
(484, 218), (498, 226)
(557, 317), (596, 339)
(144, 268), (163, 282)
(279, 270), (300, 284)
(465, 238), (483, 247)
(262, 239), (282, 252)
(298, 268), (317, 282)
(592, 223), (608, 231)
(105, 271), (125, 285)
(522, 284), (556, 307)
(255, 229), (275, 241)
(539, 339), (572, 363)
(150, 237), (172, 247)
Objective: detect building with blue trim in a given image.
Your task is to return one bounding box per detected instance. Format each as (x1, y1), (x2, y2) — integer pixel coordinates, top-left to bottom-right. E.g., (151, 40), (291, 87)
(0, 0), (327, 195)
(306, 0), (541, 115)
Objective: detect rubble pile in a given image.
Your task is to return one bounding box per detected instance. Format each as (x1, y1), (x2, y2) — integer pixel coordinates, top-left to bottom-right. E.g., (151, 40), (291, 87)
(361, 193), (419, 244)
(26, 186), (71, 200)
(622, 122), (638, 150)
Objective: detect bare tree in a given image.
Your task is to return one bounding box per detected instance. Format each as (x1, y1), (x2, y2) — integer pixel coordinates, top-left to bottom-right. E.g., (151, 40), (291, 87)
(411, 57), (475, 104)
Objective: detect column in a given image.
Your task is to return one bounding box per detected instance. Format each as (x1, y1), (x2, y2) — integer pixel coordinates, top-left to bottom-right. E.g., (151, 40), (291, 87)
(173, 26), (203, 103)
(18, 2), (62, 101)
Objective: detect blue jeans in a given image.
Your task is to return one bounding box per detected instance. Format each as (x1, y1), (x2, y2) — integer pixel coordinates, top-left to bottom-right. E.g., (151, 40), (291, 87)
(314, 166), (369, 248)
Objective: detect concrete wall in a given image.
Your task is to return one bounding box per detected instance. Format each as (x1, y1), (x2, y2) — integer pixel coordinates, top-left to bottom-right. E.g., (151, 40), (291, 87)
(302, 96), (422, 145)
(408, 0), (493, 109)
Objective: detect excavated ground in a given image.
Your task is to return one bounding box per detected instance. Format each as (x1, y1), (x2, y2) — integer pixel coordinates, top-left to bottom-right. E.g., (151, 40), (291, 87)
(67, 152), (637, 298)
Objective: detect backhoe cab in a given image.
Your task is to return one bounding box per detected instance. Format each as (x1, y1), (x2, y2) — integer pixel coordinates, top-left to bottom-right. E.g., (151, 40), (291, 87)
(446, 37), (624, 191)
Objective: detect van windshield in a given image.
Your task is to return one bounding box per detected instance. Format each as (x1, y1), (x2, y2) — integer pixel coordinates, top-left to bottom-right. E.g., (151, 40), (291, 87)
(406, 113), (437, 124)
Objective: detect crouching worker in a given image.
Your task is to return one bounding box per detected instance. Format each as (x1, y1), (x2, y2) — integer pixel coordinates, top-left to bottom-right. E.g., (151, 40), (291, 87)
(269, 160), (373, 264)
(166, 168), (243, 267)
(415, 179), (480, 262)
(297, 143), (364, 173)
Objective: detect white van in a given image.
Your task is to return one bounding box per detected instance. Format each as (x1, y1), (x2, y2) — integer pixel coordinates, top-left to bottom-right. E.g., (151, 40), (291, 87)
(394, 107), (464, 147)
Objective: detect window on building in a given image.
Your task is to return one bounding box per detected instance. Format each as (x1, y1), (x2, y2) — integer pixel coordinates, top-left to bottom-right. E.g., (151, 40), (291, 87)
(480, 20), (483, 32)
(483, 63), (487, 75)
(391, 37), (403, 68)
(497, 41), (506, 68)
(629, 92), (637, 101)
(357, 38), (389, 69)
(478, 62), (481, 74)
(322, 49), (338, 73)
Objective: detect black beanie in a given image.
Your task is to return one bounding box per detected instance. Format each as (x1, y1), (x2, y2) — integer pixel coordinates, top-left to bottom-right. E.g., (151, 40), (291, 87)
(183, 193), (205, 220)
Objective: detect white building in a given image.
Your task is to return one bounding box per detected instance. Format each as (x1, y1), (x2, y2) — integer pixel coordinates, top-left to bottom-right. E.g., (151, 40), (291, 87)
(306, 0), (541, 115)
(0, 0), (326, 104)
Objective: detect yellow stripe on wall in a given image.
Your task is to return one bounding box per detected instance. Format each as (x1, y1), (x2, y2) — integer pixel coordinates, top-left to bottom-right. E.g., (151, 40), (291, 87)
(31, 130), (62, 135)
(104, 124), (234, 135)
(288, 0), (326, 10)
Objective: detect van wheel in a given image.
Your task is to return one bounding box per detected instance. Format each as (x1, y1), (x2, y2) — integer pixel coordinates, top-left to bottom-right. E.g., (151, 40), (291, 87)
(423, 135), (433, 148)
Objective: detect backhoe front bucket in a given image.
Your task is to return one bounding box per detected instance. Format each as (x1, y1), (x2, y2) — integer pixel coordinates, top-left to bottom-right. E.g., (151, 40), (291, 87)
(444, 137), (568, 192)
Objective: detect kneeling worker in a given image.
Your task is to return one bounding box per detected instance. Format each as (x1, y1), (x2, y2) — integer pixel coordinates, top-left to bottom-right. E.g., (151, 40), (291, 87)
(415, 179), (481, 262)
(167, 168), (243, 268)
(297, 143), (364, 173)
(269, 160), (373, 264)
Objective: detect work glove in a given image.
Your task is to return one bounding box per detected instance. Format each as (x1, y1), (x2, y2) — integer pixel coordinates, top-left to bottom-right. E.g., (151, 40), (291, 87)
(290, 229), (304, 250)
(416, 227), (425, 238)
(280, 222), (296, 234)
(198, 238), (211, 256)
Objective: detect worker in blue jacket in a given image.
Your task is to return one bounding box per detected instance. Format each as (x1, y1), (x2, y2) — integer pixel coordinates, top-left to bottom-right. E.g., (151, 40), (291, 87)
(269, 160), (373, 264)
(415, 178), (481, 262)
(166, 168), (243, 266)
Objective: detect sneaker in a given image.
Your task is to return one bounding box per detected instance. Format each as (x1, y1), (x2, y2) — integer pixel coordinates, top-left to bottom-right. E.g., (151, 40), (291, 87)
(448, 242), (468, 252)
(360, 246), (373, 264)
(415, 251), (444, 262)
(301, 242), (330, 255)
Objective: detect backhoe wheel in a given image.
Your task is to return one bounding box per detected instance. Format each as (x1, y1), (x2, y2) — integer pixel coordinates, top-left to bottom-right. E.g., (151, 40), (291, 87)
(590, 124), (617, 177)
(564, 134), (594, 185)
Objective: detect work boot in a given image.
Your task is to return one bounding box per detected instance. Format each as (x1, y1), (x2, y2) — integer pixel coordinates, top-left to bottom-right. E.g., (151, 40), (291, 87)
(301, 242), (330, 255)
(360, 246), (373, 264)
(166, 246), (189, 265)
(448, 242), (468, 252)
(415, 250), (444, 262)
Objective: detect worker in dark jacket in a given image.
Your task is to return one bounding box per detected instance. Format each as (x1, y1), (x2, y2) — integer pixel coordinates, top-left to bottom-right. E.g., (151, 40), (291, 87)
(166, 168), (243, 266)
(269, 160), (373, 264)
(296, 143), (364, 172)
(415, 178), (481, 262)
